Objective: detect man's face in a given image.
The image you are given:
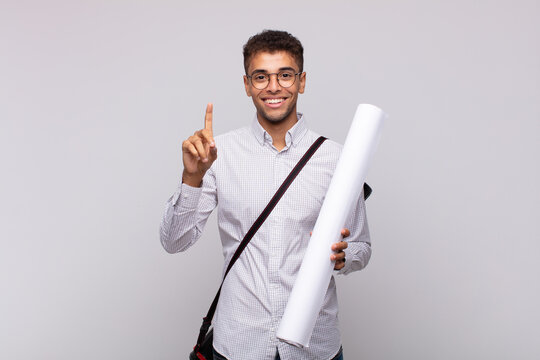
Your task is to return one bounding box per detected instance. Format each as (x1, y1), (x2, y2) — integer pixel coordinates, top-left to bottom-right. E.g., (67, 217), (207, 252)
(243, 51), (306, 125)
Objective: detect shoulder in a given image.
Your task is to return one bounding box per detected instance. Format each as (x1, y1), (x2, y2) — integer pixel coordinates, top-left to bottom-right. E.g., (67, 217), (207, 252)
(211, 126), (257, 168)
(304, 129), (343, 157)
(214, 125), (250, 141)
(214, 126), (252, 147)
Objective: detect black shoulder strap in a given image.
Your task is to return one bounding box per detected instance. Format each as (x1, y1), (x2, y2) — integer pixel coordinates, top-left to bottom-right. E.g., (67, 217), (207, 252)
(363, 183), (372, 200)
(194, 136), (327, 351)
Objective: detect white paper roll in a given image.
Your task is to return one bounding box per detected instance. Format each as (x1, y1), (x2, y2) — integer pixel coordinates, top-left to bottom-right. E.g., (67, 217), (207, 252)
(276, 103), (386, 347)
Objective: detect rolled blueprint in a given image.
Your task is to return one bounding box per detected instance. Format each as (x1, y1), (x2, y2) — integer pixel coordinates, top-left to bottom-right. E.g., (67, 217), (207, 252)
(276, 103), (386, 347)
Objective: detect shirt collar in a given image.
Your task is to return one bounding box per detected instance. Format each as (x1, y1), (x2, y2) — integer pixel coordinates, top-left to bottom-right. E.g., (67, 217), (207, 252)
(250, 113), (308, 148)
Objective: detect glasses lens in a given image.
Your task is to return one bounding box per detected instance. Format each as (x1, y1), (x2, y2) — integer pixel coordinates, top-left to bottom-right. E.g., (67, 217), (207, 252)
(277, 71), (296, 88)
(251, 73), (269, 90)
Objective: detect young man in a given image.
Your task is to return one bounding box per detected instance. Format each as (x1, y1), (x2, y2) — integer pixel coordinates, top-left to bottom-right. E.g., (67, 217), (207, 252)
(160, 30), (371, 360)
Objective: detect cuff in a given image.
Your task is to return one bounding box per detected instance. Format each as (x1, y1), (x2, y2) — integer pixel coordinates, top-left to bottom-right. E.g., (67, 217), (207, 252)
(336, 248), (353, 275)
(172, 182), (203, 210)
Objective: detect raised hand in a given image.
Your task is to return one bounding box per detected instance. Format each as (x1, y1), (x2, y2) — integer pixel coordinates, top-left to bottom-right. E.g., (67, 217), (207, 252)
(181, 103), (218, 187)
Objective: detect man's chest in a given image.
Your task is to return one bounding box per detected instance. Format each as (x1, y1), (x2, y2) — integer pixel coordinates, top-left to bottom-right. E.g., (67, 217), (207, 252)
(214, 147), (336, 229)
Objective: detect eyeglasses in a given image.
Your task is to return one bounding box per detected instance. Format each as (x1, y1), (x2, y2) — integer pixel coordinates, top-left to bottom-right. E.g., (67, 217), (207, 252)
(246, 70), (302, 90)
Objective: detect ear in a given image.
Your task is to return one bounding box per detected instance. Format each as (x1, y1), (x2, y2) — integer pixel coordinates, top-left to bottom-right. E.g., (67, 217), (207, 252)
(243, 75), (252, 97)
(298, 72), (306, 94)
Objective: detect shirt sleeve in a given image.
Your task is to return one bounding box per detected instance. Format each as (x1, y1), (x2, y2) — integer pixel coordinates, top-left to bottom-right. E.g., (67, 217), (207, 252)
(159, 167), (218, 253)
(336, 190), (372, 275)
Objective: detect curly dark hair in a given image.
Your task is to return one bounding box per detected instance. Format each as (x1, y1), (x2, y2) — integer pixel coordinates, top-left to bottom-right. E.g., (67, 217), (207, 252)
(243, 30), (304, 74)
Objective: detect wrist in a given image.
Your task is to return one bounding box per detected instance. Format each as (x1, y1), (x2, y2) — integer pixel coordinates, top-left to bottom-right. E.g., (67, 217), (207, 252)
(182, 171), (204, 187)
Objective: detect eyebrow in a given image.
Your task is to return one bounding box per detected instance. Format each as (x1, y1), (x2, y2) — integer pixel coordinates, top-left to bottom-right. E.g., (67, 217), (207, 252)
(250, 66), (297, 74)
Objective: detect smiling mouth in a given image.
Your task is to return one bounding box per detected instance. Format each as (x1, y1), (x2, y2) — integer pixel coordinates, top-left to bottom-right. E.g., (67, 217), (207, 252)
(264, 98), (286, 104)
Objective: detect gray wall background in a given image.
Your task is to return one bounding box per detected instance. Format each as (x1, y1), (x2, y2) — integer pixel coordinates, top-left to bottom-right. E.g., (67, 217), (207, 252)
(1, 0), (539, 359)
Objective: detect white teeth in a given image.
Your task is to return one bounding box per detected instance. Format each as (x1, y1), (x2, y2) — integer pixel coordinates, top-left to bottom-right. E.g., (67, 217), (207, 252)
(265, 98), (284, 104)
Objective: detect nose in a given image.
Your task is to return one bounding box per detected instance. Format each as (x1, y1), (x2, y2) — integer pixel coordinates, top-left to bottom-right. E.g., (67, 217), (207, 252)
(267, 73), (281, 92)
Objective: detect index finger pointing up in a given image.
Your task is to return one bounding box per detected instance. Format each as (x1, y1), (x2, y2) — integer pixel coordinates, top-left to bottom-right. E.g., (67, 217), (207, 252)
(204, 103), (213, 133)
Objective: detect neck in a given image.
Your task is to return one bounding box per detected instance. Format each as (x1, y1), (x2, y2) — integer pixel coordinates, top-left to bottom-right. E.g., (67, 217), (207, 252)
(257, 111), (298, 151)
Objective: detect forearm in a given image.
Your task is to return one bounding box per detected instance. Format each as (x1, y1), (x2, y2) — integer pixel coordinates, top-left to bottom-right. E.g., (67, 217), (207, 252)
(338, 239), (371, 275)
(160, 181), (216, 253)
(162, 102), (218, 253)
(337, 194), (371, 275)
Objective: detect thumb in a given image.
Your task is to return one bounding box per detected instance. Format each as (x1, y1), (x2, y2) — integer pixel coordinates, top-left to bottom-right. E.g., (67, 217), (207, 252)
(208, 145), (218, 162)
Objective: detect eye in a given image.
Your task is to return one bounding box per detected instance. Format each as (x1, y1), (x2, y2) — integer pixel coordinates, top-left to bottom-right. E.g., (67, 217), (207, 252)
(279, 71), (295, 79)
(252, 73), (267, 81)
